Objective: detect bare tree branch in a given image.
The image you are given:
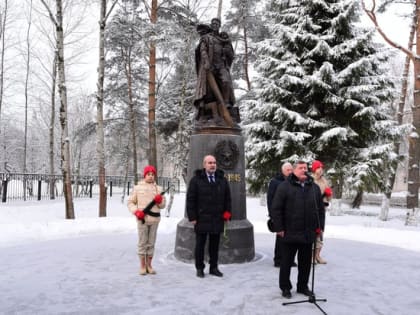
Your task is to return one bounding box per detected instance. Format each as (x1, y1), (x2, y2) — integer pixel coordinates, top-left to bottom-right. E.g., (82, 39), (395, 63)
(362, 0), (415, 60)
(105, 0), (119, 23)
(38, 0), (58, 27)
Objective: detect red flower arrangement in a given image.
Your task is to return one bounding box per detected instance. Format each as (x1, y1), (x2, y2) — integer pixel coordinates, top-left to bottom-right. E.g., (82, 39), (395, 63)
(135, 209), (145, 220)
(223, 211), (231, 221)
(324, 187), (333, 197)
(154, 194), (163, 204)
(222, 211), (231, 246)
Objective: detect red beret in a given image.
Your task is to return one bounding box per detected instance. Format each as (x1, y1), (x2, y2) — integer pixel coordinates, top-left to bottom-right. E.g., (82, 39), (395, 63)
(143, 165), (156, 178)
(311, 160), (324, 173)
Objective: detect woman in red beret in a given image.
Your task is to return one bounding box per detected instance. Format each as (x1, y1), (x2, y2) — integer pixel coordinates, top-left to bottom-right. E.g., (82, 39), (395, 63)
(128, 165), (166, 275)
(311, 160), (332, 264)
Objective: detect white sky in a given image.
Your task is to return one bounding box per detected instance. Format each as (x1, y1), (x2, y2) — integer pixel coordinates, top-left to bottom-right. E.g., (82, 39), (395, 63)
(0, 1), (411, 124)
(0, 193), (419, 314)
(69, 3), (415, 106)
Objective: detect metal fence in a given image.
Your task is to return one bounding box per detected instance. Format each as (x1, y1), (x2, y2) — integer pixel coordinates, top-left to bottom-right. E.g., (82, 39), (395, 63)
(0, 173), (180, 203)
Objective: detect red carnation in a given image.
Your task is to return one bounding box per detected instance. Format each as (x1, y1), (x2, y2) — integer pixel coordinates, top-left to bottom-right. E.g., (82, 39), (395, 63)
(135, 210), (145, 220)
(324, 187), (333, 197)
(154, 194), (163, 204)
(223, 211), (231, 221)
(315, 228), (321, 235)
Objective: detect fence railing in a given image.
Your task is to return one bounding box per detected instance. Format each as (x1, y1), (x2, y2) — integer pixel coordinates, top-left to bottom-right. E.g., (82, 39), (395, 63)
(0, 173), (180, 203)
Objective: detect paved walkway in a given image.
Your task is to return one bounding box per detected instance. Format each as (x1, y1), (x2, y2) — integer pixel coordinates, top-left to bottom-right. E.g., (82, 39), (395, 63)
(0, 233), (419, 315)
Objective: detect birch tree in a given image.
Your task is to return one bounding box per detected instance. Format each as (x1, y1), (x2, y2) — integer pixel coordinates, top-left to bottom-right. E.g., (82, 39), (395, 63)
(49, 51), (57, 199)
(0, 0), (8, 128)
(22, 0), (33, 202)
(39, 0), (75, 219)
(217, 0), (222, 20)
(380, 8), (416, 221)
(363, 0), (419, 225)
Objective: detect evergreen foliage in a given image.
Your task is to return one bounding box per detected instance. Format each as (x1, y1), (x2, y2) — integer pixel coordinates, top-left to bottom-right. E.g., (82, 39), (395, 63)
(103, 2), (150, 175)
(156, 2), (216, 181)
(244, 0), (409, 194)
(224, 0), (265, 86)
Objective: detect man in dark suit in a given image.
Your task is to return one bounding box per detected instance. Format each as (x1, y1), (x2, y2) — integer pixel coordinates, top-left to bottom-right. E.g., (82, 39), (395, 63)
(267, 162), (293, 267)
(186, 155), (232, 278)
(271, 161), (325, 299)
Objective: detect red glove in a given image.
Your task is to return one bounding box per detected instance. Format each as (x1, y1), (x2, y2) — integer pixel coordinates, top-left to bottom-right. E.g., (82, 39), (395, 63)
(154, 194), (163, 204)
(135, 210), (145, 220)
(223, 211), (231, 221)
(324, 187), (332, 198)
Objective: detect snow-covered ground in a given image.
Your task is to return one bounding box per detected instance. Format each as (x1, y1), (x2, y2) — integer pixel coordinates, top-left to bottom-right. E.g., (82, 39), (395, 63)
(1, 194), (419, 314)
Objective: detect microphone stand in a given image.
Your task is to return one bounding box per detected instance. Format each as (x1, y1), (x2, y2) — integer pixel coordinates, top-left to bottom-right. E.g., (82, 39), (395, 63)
(283, 173), (327, 314)
(282, 239), (327, 314)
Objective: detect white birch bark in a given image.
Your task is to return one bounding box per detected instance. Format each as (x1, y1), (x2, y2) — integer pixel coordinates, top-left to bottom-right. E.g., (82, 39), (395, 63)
(0, 0), (8, 127)
(40, 0), (75, 219)
(379, 194), (389, 221)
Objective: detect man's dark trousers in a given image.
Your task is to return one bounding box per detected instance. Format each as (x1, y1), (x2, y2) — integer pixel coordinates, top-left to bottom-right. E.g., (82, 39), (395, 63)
(279, 242), (312, 291)
(195, 232), (221, 270)
(274, 235), (283, 265)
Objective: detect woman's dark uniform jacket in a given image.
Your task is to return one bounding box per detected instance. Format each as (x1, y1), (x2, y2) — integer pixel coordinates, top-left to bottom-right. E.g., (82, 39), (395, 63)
(186, 169), (231, 234)
(270, 173), (325, 244)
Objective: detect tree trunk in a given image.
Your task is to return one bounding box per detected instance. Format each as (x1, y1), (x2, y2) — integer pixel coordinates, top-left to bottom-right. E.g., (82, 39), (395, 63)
(331, 172), (343, 199)
(0, 0), (8, 128)
(379, 194), (390, 221)
(406, 1), (420, 210)
(121, 134), (131, 204)
(148, 0), (158, 169)
(352, 190), (363, 209)
(384, 8), (417, 218)
(243, 24), (251, 90)
(405, 208), (419, 226)
(23, 0), (33, 202)
(55, 0), (75, 219)
(397, 10), (416, 131)
(362, 0), (419, 223)
(95, 0), (118, 214)
(330, 198), (343, 216)
(217, 0), (223, 20)
(49, 52), (58, 200)
(125, 55), (138, 184)
(75, 149), (81, 197)
(40, 0), (75, 218)
(97, 0), (107, 217)
(407, 78), (420, 209)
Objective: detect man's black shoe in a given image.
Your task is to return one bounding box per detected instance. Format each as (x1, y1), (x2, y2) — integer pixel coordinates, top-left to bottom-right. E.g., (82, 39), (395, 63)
(282, 290), (292, 299)
(196, 269), (205, 278)
(292, 262), (297, 267)
(297, 288), (314, 297)
(209, 268), (223, 277)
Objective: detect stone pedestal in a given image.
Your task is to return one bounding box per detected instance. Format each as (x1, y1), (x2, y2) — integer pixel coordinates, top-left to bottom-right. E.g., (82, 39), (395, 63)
(174, 130), (255, 263)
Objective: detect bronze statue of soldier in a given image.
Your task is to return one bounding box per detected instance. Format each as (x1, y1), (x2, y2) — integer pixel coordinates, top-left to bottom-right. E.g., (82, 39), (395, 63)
(175, 21), (254, 266)
(194, 18), (238, 128)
